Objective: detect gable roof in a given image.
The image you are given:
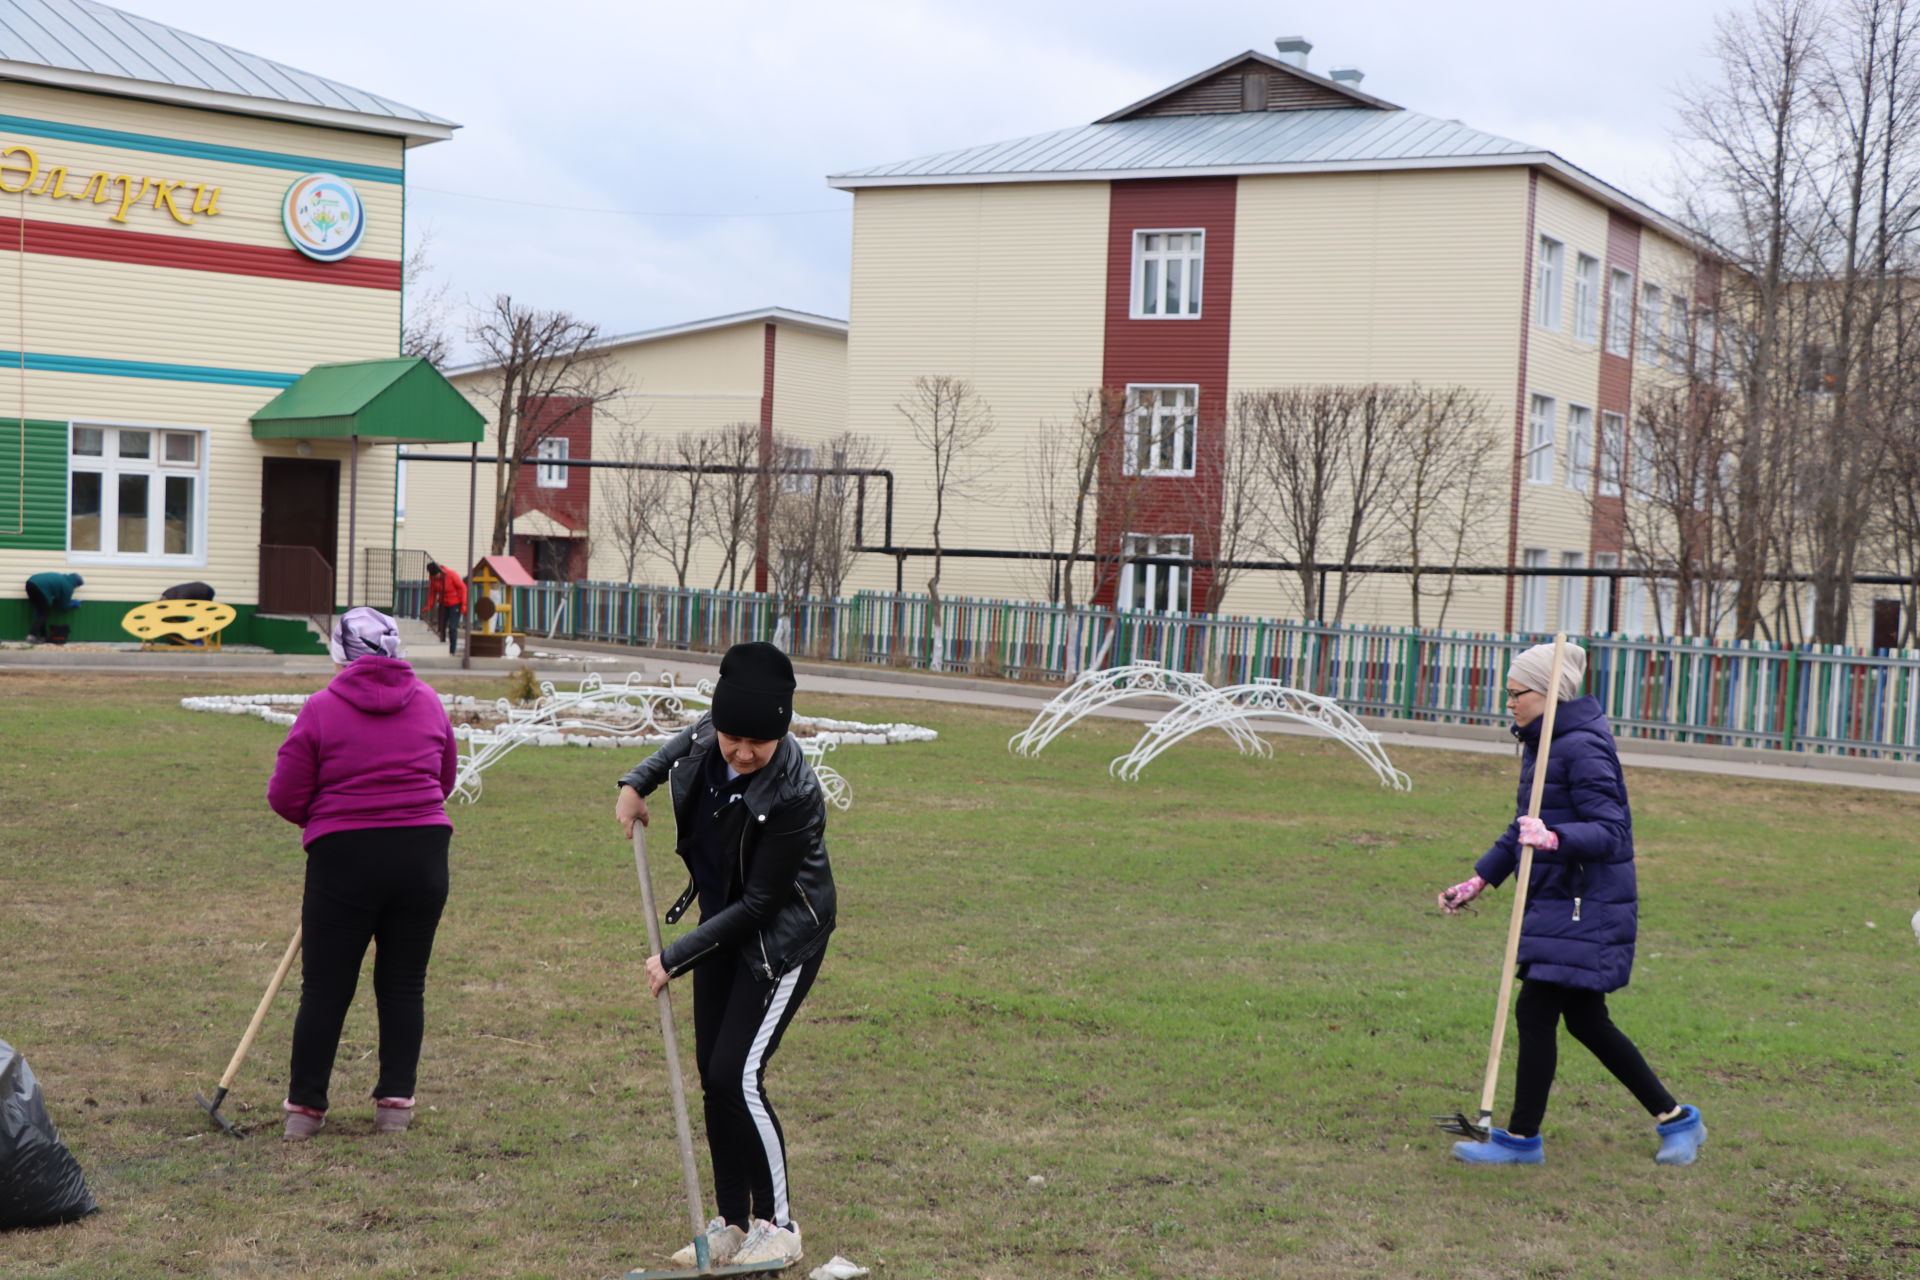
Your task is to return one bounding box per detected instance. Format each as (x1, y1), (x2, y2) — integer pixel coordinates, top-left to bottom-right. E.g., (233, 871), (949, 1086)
(0, 0), (456, 145)
(445, 307), (849, 379)
(1095, 49), (1399, 122)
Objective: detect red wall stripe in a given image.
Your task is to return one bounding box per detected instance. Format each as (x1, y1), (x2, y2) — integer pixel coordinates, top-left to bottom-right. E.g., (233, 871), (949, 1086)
(1097, 176), (1237, 610)
(1, 214), (402, 291)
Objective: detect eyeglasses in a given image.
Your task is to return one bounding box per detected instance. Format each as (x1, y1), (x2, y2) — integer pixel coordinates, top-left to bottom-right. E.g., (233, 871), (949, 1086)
(1504, 687), (1536, 700)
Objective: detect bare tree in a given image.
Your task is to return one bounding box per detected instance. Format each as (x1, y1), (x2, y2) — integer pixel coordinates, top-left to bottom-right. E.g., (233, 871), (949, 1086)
(465, 295), (621, 557)
(700, 422), (762, 592)
(593, 427), (669, 583)
(401, 235), (453, 369)
(1177, 396), (1264, 617)
(896, 375), (996, 640)
(1378, 386), (1499, 629)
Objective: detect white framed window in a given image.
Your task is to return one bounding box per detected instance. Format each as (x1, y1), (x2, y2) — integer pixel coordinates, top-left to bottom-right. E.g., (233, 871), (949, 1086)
(1124, 385), (1198, 476)
(1606, 267), (1634, 356)
(1119, 533), (1192, 613)
(1668, 302), (1691, 373)
(1598, 412), (1626, 497)
(1621, 560), (1649, 636)
(780, 444), (815, 494)
(1631, 420), (1656, 498)
(1565, 404), (1594, 492)
(1573, 253), (1600, 342)
(1639, 284), (1665, 366)
(67, 422), (207, 565)
(1591, 552), (1618, 632)
(1558, 551), (1586, 634)
(1534, 236), (1564, 331)
(1132, 230), (1204, 319)
(535, 436), (569, 488)
(1520, 547), (1549, 632)
(1525, 394), (1556, 484)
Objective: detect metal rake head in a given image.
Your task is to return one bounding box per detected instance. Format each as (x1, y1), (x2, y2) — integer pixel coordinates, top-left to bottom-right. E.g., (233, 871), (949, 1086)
(1433, 1111), (1491, 1141)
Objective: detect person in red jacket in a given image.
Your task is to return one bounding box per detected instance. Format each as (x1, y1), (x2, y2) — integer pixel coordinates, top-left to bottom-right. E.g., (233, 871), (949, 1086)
(424, 561), (467, 655)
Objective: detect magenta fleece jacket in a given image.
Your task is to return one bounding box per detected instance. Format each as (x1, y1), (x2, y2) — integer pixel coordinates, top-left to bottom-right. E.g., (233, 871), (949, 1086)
(268, 656), (458, 846)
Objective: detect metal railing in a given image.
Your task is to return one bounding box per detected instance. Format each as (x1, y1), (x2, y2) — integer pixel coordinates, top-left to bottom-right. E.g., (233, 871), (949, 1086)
(386, 577), (1920, 760)
(259, 545), (335, 634)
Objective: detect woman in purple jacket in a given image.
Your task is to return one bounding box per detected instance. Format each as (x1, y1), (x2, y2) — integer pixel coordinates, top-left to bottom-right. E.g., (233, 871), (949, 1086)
(1436, 641), (1704, 1166)
(268, 607), (457, 1140)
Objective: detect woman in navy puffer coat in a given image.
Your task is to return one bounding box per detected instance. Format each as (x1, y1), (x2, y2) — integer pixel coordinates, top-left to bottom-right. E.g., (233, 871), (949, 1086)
(1437, 641), (1704, 1166)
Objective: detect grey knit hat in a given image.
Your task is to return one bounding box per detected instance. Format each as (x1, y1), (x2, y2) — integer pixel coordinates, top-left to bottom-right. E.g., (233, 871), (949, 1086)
(1508, 641), (1586, 702)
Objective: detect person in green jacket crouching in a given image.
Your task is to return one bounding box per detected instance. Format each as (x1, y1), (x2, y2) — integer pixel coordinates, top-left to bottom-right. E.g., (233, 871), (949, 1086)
(24, 572), (83, 642)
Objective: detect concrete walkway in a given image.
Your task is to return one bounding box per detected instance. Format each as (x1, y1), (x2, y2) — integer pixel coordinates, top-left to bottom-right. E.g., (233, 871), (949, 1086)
(7, 638), (1920, 795)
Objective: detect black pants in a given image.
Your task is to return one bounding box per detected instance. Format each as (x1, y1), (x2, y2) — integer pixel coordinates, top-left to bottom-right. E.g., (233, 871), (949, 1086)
(25, 582), (49, 638)
(287, 825), (450, 1111)
(692, 947), (824, 1230)
(440, 605), (464, 654)
(1509, 978), (1677, 1137)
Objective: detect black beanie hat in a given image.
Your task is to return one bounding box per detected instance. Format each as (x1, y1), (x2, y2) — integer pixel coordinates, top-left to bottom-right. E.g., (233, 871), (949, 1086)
(711, 641), (796, 741)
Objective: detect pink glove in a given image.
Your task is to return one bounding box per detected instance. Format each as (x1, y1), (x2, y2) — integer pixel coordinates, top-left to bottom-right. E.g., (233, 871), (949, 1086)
(1516, 816), (1559, 850)
(1438, 874), (1488, 914)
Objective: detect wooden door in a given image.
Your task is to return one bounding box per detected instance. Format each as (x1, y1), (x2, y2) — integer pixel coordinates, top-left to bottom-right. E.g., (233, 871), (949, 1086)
(260, 458), (339, 614)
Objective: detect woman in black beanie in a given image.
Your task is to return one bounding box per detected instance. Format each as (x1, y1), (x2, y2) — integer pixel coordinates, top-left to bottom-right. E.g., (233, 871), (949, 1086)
(614, 641), (836, 1269)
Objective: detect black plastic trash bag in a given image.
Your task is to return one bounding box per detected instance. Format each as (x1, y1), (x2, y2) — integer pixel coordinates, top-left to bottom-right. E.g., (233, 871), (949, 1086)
(0, 1038), (97, 1229)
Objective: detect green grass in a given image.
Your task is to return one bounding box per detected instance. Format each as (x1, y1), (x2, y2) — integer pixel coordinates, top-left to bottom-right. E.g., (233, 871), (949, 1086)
(1, 670), (1916, 1279)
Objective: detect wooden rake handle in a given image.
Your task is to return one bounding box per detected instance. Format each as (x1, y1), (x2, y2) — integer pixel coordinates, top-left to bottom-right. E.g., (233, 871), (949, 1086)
(216, 924), (302, 1092)
(1476, 633), (1570, 1125)
(631, 823), (708, 1247)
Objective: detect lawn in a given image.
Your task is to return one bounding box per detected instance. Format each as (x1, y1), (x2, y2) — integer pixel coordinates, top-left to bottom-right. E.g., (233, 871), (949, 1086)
(0, 669), (1915, 1279)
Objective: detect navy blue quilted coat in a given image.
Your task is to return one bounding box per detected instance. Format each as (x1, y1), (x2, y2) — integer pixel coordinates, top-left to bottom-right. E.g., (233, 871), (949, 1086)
(1474, 695), (1637, 992)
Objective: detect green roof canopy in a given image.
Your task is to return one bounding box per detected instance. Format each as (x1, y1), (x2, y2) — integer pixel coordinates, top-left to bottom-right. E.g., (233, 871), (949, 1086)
(250, 357), (485, 443)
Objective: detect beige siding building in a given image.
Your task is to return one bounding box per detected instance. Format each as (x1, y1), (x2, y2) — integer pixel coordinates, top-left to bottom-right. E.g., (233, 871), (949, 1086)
(1, 1), (471, 648)
(828, 45), (1722, 637)
(400, 308), (847, 589)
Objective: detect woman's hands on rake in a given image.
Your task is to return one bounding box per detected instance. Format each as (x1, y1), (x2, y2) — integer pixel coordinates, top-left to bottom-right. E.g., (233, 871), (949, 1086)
(615, 785), (650, 839)
(1438, 874), (1488, 914)
(644, 954), (670, 997)
(1516, 815), (1559, 850)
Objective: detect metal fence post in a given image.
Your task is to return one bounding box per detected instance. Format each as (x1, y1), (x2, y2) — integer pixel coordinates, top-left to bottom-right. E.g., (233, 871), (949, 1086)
(1783, 646), (1801, 753)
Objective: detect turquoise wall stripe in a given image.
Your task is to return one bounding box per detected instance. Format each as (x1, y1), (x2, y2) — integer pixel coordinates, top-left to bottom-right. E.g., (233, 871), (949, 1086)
(0, 349), (299, 387)
(0, 113), (405, 185)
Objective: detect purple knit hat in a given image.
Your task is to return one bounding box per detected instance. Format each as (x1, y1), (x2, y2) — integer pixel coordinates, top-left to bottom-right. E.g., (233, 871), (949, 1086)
(329, 606), (404, 663)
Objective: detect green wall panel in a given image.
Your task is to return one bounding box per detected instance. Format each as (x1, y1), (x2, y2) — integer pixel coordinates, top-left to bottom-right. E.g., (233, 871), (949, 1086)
(0, 599), (326, 654)
(0, 420), (67, 551)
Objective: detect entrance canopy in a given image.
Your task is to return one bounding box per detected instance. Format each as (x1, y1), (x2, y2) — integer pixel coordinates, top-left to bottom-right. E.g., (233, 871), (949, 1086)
(249, 357), (484, 443)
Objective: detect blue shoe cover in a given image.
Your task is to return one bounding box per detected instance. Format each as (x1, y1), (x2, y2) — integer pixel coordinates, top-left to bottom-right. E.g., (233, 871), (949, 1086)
(1655, 1104), (1706, 1165)
(1451, 1127), (1544, 1164)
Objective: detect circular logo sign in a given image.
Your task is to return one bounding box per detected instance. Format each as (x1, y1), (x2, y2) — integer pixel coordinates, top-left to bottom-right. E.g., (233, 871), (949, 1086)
(282, 173), (366, 261)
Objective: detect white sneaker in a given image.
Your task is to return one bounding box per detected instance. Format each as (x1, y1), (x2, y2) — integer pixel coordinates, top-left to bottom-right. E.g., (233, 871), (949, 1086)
(731, 1218), (803, 1266)
(669, 1217), (746, 1268)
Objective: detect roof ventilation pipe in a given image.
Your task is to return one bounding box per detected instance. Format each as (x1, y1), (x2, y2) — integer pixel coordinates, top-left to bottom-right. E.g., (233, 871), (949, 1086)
(1273, 36), (1312, 69)
(1330, 67), (1365, 86)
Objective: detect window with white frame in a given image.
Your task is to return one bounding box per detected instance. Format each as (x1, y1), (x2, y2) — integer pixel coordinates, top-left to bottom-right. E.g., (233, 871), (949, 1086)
(535, 436), (569, 488)
(1119, 533), (1192, 613)
(1520, 547), (1549, 632)
(68, 423), (206, 563)
(1125, 385), (1198, 476)
(1132, 230), (1204, 319)
(1621, 560), (1648, 635)
(1631, 420), (1656, 498)
(1591, 552), (1618, 632)
(1598, 412), (1626, 496)
(1668, 302), (1691, 373)
(1525, 394), (1556, 484)
(1558, 551), (1586, 633)
(1566, 404), (1594, 492)
(1535, 236), (1564, 331)
(1573, 253), (1600, 342)
(1606, 267), (1634, 356)
(780, 444), (815, 494)
(1639, 284), (1665, 366)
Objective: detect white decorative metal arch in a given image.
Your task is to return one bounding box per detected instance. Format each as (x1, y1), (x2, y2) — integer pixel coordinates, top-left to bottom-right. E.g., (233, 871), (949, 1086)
(1112, 678), (1411, 790)
(1009, 661), (1265, 758)
(451, 671), (706, 804)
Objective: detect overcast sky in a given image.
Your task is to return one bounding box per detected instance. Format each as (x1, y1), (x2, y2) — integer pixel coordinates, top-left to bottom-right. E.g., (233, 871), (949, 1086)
(153, 0), (1733, 359)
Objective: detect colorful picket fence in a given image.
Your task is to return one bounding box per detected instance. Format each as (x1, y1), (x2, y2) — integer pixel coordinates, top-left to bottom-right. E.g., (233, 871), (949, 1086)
(392, 578), (1920, 760)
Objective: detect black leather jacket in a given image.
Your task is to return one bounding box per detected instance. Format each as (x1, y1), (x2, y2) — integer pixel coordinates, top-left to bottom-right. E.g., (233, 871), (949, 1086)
(617, 715), (835, 980)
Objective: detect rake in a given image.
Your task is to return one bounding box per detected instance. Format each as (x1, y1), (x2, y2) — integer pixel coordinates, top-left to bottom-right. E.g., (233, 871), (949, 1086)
(196, 924), (302, 1138)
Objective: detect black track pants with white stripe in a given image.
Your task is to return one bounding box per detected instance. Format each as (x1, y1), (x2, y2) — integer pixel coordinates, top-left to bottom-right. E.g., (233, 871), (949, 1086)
(692, 946), (824, 1231)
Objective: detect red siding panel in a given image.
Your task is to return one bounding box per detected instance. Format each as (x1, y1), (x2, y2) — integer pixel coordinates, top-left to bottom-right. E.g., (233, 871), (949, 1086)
(2, 214), (402, 290)
(512, 395), (593, 534)
(1097, 176), (1237, 610)
(1590, 212), (1640, 571)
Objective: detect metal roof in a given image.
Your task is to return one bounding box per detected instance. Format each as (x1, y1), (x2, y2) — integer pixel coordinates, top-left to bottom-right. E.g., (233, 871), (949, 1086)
(829, 108), (1536, 187)
(446, 307), (849, 378)
(0, 0), (456, 144)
